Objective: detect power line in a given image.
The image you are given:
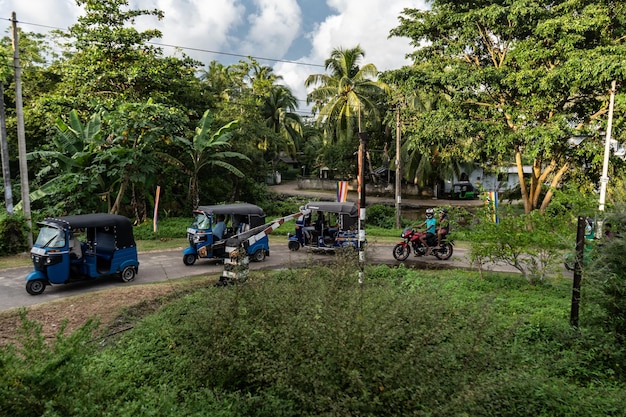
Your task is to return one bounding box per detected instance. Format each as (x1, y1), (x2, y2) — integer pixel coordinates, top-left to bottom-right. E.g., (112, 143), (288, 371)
(1, 16), (320, 114)
(1, 17), (325, 68)
(150, 42), (324, 68)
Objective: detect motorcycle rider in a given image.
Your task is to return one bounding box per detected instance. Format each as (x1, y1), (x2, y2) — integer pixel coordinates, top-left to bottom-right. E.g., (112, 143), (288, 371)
(414, 208), (437, 255)
(437, 208), (450, 246)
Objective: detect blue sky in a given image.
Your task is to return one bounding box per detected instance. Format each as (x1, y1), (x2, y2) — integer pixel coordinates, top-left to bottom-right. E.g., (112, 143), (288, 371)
(1, 0), (429, 113)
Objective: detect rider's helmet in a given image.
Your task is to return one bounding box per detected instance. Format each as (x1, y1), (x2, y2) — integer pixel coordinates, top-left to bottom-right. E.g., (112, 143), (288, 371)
(439, 208), (448, 215)
(425, 208), (435, 218)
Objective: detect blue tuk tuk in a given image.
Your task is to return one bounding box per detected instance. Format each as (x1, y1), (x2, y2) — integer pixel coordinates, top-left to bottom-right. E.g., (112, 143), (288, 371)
(183, 203), (269, 265)
(25, 213), (139, 295)
(287, 201), (361, 252)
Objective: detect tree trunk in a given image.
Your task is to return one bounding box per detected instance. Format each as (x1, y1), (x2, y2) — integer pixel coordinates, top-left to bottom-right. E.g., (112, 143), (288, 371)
(515, 150), (531, 214)
(111, 173), (130, 215)
(539, 162), (569, 213)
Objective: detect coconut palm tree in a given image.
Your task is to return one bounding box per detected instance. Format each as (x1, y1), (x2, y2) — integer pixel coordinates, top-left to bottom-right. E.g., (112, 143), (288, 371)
(261, 85), (303, 157)
(305, 45), (389, 143)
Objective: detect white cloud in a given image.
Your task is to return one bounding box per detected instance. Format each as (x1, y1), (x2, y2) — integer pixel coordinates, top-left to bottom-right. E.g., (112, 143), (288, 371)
(240, 0), (301, 58)
(310, 0), (420, 70)
(1, 0), (427, 116)
(132, 0), (246, 61)
(0, 0), (79, 33)
(275, 0), (425, 114)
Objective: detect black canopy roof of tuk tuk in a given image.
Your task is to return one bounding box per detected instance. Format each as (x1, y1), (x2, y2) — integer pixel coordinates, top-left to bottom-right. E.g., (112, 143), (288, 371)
(304, 201), (358, 217)
(39, 214), (136, 247)
(196, 203), (265, 217)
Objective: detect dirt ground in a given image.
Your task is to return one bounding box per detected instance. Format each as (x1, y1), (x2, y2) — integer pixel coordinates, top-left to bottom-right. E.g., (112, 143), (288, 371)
(0, 282), (202, 347)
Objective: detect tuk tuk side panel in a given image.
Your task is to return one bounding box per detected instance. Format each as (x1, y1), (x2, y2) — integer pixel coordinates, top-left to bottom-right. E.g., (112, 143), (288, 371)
(112, 247), (139, 272)
(246, 236), (269, 255)
(335, 230), (359, 248)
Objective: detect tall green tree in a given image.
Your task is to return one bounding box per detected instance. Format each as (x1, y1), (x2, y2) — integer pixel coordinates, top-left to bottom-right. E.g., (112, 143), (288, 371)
(390, 0), (626, 213)
(36, 0), (202, 125)
(100, 101), (187, 221)
(305, 46), (389, 144)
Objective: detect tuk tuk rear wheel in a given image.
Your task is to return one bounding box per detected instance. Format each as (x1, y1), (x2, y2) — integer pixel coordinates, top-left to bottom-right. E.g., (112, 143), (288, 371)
(121, 266), (136, 282)
(183, 254), (197, 266)
(26, 279), (46, 295)
(252, 248), (266, 262)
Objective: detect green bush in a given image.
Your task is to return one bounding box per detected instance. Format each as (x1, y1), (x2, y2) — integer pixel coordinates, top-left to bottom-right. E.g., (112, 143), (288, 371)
(466, 207), (572, 283)
(586, 209), (626, 341)
(366, 204), (396, 228)
(0, 214), (29, 255)
(133, 217), (192, 240)
(10, 267), (626, 415)
(3, 264), (625, 415)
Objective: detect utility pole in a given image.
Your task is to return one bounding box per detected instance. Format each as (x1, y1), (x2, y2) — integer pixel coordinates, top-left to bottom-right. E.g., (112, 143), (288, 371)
(357, 132), (368, 284)
(395, 105), (402, 228)
(12, 12), (32, 246)
(0, 82), (13, 214)
(597, 80), (617, 237)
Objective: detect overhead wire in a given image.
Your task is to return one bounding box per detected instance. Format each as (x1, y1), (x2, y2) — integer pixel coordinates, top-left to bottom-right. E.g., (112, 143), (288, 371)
(0, 16), (321, 113)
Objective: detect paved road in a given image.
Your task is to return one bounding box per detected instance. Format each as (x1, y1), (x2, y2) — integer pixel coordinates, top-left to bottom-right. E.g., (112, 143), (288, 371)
(0, 243), (482, 312)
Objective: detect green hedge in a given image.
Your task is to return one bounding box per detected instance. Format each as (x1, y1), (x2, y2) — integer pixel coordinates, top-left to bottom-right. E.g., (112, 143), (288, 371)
(0, 214), (29, 255)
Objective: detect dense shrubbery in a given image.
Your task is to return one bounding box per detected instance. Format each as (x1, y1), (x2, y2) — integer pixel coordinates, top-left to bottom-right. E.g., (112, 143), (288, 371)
(0, 214), (29, 255)
(365, 204), (397, 228)
(132, 216), (192, 240)
(2, 261), (625, 416)
(466, 206), (573, 283)
(586, 209), (626, 342)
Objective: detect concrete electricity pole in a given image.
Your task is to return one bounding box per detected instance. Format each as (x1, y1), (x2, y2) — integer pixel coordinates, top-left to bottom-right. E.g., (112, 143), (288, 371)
(395, 105), (402, 228)
(12, 12), (32, 246)
(598, 80), (616, 213)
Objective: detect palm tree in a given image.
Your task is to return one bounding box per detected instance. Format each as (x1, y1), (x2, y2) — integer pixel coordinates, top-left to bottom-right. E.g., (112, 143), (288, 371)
(160, 110), (249, 209)
(261, 85), (303, 157)
(305, 45), (389, 143)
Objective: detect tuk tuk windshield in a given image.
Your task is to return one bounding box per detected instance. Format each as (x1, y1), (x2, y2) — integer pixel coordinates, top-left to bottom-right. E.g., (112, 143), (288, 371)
(35, 226), (65, 248)
(191, 212), (211, 230)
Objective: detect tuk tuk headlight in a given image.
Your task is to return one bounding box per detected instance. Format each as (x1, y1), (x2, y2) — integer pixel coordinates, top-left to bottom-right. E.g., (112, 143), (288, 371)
(46, 255), (63, 266)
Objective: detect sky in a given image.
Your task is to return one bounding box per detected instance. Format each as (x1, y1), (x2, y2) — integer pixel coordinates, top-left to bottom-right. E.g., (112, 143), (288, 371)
(0, 0), (429, 115)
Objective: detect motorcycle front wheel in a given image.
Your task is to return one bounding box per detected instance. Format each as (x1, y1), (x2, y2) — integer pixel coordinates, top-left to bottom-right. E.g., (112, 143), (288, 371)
(393, 243), (411, 261)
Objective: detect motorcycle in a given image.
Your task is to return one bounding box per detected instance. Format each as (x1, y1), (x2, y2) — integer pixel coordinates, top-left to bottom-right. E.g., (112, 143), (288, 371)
(392, 227), (454, 261)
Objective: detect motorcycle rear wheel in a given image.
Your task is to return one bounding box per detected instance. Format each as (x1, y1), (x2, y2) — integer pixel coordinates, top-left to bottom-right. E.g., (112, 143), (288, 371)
(434, 243), (453, 260)
(393, 243), (410, 261)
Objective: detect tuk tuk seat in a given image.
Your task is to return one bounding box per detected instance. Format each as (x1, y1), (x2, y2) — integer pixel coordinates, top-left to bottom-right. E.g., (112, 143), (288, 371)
(95, 232), (116, 260)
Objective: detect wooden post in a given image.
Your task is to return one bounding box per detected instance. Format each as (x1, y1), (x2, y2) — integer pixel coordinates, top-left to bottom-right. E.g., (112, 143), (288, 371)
(570, 216), (586, 327)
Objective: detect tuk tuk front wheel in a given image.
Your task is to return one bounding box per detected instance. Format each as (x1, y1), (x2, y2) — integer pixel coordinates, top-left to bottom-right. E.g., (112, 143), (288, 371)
(121, 266), (136, 282)
(26, 279), (46, 295)
(183, 254), (197, 266)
